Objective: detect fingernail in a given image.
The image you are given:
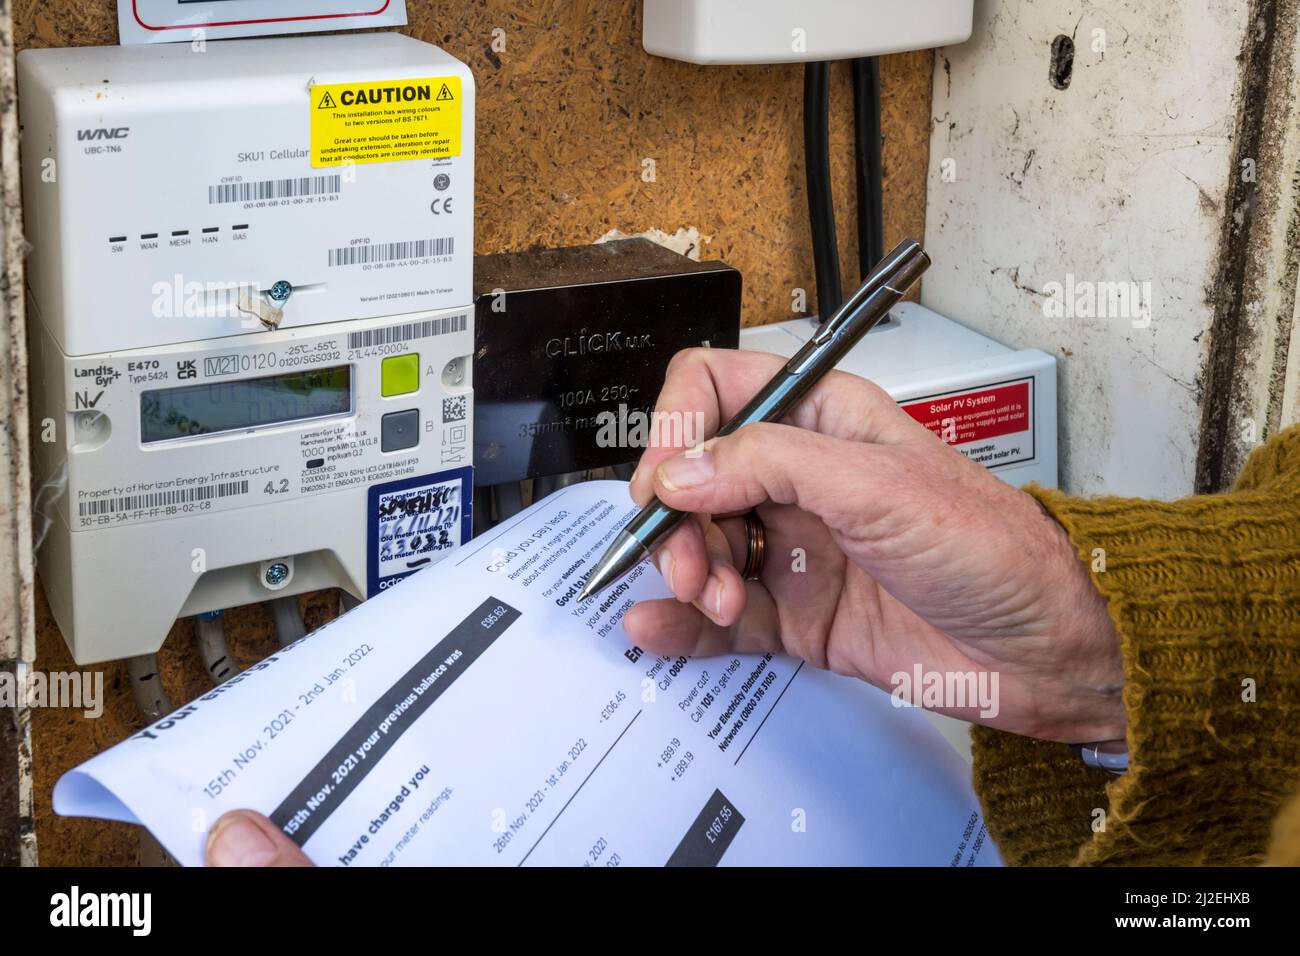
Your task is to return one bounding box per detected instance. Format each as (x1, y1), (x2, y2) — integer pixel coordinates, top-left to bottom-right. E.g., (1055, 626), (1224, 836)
(657, 548), (675, 595)
(206, 815), (278, 867)
(658, 450), (715, 491)
(696, 572), (726, 625)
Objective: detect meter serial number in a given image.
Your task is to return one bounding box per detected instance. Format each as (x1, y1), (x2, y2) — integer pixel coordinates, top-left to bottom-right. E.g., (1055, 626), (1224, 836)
(347, 343), (411, 361)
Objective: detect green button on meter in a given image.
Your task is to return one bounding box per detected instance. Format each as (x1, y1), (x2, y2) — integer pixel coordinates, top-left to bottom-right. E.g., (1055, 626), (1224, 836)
(381, 353), (420, 397)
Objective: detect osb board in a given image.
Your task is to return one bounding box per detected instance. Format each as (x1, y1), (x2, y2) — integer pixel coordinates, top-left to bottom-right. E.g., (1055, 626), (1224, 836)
(13, 1), (933, 866)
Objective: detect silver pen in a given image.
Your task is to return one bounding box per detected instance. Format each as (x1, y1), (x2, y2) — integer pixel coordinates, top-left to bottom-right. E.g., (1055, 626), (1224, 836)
(578, 239), (931, 602)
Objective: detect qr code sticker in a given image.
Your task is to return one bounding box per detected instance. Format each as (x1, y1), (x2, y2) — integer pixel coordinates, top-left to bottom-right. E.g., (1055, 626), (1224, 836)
(442, 395), (467, 423)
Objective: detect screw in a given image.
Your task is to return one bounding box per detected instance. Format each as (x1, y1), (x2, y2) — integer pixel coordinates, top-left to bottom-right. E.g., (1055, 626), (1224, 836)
(267, 280), (293, 303)
(264, 562), (290, 586)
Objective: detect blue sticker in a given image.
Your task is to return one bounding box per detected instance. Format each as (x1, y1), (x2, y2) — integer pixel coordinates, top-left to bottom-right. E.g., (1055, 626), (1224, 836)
(367, 467), (474, 597)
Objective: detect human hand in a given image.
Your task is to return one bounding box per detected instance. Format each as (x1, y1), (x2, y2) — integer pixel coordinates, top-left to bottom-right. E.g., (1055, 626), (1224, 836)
(205, 810), (314, 867)
(624, 347), (1124, 743)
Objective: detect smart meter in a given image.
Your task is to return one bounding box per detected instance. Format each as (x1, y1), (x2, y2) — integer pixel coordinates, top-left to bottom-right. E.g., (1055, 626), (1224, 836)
(19, 33), (477, 664)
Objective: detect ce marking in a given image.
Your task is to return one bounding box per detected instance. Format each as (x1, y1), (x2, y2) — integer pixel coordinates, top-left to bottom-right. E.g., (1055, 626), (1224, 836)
(430, 198), (454, 215)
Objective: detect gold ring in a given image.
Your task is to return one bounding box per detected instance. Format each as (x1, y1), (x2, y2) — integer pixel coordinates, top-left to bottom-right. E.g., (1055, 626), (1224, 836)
(740, 511), (766, 581)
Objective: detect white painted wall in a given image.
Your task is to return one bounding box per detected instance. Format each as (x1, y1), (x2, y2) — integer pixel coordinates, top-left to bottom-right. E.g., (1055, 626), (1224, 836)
(1, 0), (34, 667)
(922, 0), (1250, 496)
(1285, 269), (1300, 428)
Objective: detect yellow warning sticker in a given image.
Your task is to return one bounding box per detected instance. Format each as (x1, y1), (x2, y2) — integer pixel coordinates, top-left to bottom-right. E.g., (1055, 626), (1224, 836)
(310, 76), (462, 167)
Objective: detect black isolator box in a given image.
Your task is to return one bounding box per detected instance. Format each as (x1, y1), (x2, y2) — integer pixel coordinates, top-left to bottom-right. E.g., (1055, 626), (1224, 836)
(472, 238), (742, 486)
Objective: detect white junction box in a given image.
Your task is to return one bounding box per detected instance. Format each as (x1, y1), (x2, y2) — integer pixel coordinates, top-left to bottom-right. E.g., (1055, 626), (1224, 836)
(741, 303), (1058, 490)
(19, 34), (477, 665)
(643, 0), (975, 64)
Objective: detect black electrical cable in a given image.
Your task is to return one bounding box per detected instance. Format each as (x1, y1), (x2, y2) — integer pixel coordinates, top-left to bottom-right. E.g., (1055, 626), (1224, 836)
(852, 56), (885, 279)
(803, 61), (842, 321)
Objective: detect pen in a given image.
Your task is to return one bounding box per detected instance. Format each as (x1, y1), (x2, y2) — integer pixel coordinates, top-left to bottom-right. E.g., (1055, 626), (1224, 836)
(578, 238), (931, 602)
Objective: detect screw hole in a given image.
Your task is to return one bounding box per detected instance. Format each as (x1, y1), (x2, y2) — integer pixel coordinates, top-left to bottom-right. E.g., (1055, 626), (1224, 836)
(1050, 34), (1075, 90)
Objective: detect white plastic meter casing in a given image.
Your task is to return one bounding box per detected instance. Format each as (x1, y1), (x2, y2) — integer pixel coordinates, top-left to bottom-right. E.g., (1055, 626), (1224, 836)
(19, 33), (474, 353)
(19, 34), (477, 665)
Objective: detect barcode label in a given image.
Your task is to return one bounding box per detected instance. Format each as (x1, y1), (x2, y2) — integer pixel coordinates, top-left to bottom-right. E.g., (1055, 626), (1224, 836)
(329, 237), (454, 267)
(348, 313), (468, 350)
(208, 175), (341, 204)
(79, 481), (249, 518)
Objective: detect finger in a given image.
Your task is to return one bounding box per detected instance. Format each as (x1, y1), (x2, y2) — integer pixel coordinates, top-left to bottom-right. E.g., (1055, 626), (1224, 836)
(692, 520), (748, 627)
(651, 421), (890, 532)
(628, 348), (922, 506)
(630, 350), (785, 505)
(712, 514), (749, 569)
(206, 810), (314, 867)
(662, 348), (921, 444)
(629, 348), (769, 504)
(626, 348), (920, 504)
(624, 585), (783, 659)
(650, 514), (711, 603)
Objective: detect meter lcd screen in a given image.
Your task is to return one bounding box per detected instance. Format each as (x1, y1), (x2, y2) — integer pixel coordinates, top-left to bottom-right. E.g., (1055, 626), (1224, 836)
(140, 365), (353, 443)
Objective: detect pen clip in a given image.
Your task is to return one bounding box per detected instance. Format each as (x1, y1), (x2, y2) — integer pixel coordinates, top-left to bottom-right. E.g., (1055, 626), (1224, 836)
(783, 337), (823, 376)
(807, 240), (923, 346)
(784, 298), (890, 375)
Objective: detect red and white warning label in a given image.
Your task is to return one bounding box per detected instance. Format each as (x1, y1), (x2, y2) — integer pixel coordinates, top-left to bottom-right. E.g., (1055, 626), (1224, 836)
(900, 379), (1034, 469)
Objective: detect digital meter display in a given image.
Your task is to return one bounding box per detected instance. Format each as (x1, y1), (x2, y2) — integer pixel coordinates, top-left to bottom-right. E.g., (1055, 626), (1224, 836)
(141, 365), (352, 443)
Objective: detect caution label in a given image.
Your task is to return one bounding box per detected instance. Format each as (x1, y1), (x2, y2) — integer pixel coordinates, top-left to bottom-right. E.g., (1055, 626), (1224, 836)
(310, 76), (462, 167)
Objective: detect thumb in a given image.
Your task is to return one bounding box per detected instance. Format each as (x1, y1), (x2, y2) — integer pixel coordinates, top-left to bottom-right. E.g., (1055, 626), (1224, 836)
(205, 810), (315, 867)
(650, 422), (885, 528)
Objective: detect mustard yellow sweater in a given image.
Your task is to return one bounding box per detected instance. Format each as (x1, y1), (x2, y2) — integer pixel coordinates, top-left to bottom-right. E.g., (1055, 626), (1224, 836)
(971, 425), (1300, 866)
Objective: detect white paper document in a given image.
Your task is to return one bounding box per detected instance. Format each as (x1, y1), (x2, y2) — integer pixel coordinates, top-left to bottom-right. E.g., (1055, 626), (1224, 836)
(56, 482), (1001, 867)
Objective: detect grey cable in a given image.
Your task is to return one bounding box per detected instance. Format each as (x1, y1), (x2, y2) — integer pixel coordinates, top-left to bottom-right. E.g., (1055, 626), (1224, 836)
(126, 654), (171, 721)
(194, 614), (239, 685)
(270, 595), (307, 648)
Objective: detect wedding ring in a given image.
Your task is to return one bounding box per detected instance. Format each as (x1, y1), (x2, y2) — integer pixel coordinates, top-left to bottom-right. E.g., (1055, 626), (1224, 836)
(740, 511), (766, 581)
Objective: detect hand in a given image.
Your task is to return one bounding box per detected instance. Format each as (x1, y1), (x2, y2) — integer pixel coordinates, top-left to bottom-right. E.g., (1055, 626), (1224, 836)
(624, 348), (1124, 743)
(205, 810), (314, 867)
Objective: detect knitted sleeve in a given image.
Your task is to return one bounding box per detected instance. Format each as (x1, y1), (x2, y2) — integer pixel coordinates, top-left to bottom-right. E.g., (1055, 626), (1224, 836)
(969, 426), (1300, 866)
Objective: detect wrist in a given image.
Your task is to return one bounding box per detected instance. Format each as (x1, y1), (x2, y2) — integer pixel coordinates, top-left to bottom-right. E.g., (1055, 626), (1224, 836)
(1043, 508), (1127, 742)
